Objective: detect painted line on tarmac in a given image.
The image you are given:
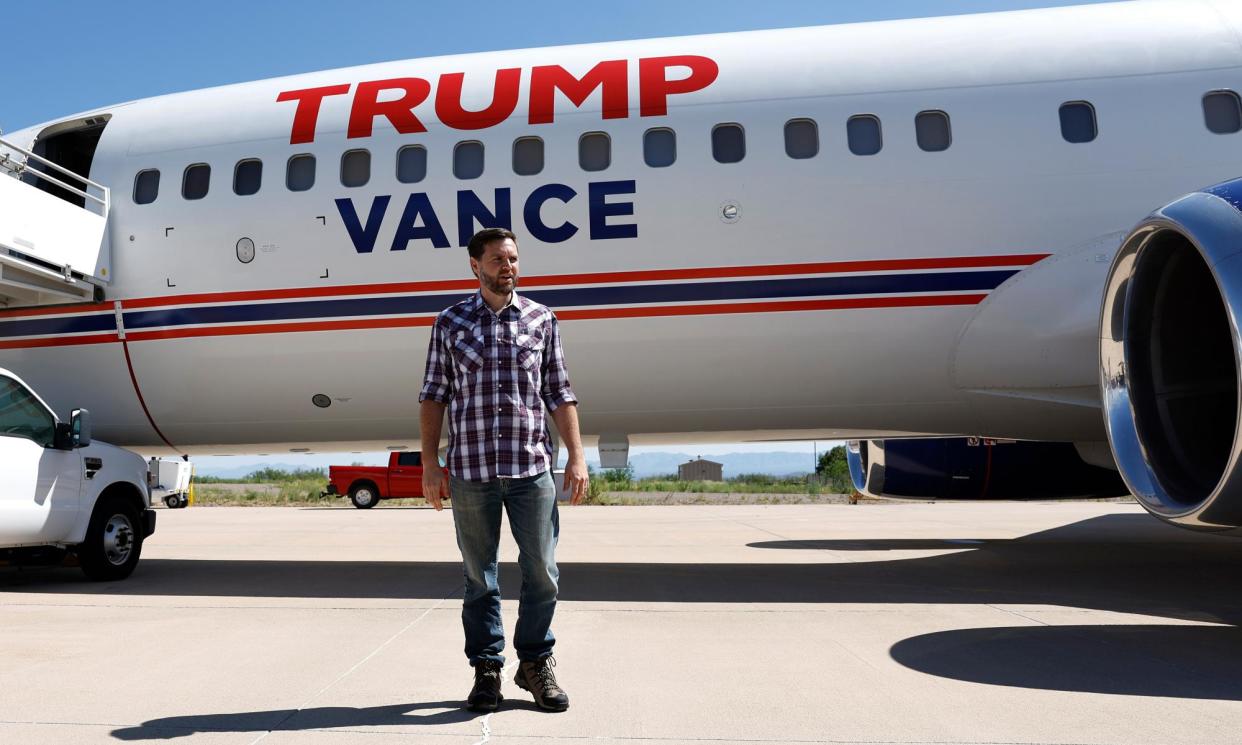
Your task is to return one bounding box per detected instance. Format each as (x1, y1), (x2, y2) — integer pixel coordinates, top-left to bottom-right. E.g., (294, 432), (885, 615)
(472, 660), (518, 745)
(246, 586), (461, 745)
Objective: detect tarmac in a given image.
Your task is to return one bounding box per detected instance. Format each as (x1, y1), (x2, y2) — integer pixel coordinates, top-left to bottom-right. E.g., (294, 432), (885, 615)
(2, 501), (1241, 745)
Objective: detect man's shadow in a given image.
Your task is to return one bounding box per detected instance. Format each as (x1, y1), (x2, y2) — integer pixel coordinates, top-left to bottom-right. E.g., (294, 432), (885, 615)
(109, 698), (547, 740)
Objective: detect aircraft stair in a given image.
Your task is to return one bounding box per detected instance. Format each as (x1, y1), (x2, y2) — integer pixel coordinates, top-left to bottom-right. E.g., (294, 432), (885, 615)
(0, 135), (110, 307)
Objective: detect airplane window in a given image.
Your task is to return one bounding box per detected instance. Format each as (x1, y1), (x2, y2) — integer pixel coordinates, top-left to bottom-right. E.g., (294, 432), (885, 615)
(454, 141), (484, 180)
(915, 111), (952, 152)
(847, 115), (882, 156)
(182, 163), (210, 200)
(287, 154), (316, 192)
(579, 132), (611, 172)
(1204, 91), (1242, 134)
(1059, 101), (1097, 144)
(133, 169), (160, 205)
(233, 159), (262, 196)
(341, 149), (371, 187)
(712, 124), (745, 163)
(784, 119), (818, 159)
(513, 137), (544, 176)
(397, 145), (427, 183)
(643, 128), (676, 168)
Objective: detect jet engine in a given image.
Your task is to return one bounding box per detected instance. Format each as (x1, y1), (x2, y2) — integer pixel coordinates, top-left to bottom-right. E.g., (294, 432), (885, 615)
(1101, 178), (1242, 531)
(846, 438), (1126, 500)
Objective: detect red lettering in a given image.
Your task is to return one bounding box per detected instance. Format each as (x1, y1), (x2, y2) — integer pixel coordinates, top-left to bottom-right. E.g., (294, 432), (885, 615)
(276, 84), (351, 145)
(528, 60), (628, 125)
(348, 78), (431, 139)
(638, 55), (719, 117)
(435, 68), (522, 130)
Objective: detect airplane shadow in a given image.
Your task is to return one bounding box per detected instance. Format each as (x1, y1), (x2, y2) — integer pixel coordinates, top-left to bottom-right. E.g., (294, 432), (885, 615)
(5, 513), (1242, 705)
(890, 624), (1242, 701)
(4, 514), (1234, 618)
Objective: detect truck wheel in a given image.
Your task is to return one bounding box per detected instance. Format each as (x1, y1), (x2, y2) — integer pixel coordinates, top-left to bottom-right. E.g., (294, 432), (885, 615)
(78, 495), (143, 581)
(350, 484), (378, 509)
(164, 495), (181, 509)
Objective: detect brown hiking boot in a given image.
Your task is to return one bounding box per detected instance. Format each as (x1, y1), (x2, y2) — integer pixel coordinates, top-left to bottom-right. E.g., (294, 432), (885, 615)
(467, 659), (504, 711)
(514, 656), (569, 711)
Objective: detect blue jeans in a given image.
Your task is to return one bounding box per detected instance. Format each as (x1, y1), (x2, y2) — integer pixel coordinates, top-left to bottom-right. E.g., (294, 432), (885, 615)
(449, 470), (559, 666)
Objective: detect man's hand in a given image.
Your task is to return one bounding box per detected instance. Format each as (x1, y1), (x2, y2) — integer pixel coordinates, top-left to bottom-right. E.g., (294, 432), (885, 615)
(420, 400), (449, 511)
(563, 457), (589, 505)
(422, 467), (450, 511)
(549, 403), (588, 505)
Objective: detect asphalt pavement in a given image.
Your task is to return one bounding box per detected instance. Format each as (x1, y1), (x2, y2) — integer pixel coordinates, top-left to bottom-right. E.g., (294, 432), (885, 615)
(2, 502), (1240, 744)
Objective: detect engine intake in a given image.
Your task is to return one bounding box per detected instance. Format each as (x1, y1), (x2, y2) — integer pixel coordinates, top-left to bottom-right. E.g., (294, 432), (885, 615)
(1101, 179), (1242, 530)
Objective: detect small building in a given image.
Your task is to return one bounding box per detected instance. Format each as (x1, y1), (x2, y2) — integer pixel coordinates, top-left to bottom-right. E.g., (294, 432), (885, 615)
(678, 457), (723, 482)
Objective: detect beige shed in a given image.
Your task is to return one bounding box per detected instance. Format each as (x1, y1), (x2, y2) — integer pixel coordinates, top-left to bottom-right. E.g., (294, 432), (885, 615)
(678, 457), (724, 482)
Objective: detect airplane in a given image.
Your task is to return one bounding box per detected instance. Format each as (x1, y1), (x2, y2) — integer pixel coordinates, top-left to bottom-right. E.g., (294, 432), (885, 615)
(1, 0), (1241, 532)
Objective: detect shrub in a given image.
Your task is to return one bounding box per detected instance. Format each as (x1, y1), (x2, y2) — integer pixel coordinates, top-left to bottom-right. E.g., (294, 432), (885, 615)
(817, 446), (853, 493)
(599, 464), (635, 486)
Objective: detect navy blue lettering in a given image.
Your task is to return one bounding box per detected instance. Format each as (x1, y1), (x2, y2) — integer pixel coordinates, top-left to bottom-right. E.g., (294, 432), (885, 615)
(523, 183), (578, 243)
(588, 180), (637, 240)
(391, 193), (450, 250)
(336, 196), (390, 254)
(457, 188), (512, 247)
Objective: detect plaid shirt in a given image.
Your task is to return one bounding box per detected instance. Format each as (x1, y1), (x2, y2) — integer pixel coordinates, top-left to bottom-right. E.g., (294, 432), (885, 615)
(419, 292), (578, 481)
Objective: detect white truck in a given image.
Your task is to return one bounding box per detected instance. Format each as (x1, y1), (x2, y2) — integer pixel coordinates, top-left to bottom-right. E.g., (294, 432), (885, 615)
(0, 367), (155, 581)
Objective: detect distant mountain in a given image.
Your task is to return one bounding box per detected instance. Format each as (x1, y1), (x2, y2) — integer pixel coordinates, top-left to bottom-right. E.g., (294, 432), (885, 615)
(601, 452), (819, 478)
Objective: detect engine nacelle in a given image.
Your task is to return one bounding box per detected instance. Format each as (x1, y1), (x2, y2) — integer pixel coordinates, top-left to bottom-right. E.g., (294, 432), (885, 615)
(847, 438), (1126, 500)
(1101, 179), (1242, 531)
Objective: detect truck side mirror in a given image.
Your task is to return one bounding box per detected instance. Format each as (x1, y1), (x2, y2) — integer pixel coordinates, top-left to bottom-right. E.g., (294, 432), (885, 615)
(71, 408), (91, 447)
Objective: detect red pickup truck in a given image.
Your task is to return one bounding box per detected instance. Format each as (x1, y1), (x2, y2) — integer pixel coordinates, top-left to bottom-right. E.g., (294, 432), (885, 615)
(322, 452), (447, 509)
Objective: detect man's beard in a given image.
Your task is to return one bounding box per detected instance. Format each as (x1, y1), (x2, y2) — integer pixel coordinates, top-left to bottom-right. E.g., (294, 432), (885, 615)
(480, 268), (517, 296)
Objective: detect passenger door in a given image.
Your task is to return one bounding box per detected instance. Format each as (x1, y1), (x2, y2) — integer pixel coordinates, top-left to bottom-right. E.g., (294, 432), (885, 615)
(0, 376), (81, 545)
(389, 452), (423, 498)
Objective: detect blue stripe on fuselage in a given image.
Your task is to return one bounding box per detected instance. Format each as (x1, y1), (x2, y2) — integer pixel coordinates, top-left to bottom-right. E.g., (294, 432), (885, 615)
(1, 270), (1018, 338)
(0, 313), (116, 339)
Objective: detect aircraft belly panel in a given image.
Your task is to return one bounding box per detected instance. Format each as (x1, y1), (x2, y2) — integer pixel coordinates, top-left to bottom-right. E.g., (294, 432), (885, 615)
(122, 326), (423, 448)
(115, 300), (1106, 449)
(0, 343), (162, 449)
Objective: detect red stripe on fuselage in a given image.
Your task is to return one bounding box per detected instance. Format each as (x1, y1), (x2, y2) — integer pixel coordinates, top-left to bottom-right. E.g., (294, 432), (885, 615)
(0, 302), (114, 320)
(0, 333), (119, 350)
(556, 294), (989, 320)
(119, 294), (986, 342)
(124, 316), (436, 342)
(117, 254), (1048, 310)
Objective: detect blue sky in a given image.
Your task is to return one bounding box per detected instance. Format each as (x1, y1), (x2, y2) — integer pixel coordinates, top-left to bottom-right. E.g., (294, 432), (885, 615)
(13, 0), (1112, 473)
(7, 0), (1113, 132)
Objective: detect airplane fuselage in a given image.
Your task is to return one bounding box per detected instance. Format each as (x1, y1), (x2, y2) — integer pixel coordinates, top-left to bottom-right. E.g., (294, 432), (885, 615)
(1, 0), (1240, 455)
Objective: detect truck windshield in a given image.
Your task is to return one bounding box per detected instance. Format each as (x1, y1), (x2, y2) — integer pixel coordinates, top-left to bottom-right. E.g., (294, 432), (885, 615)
(0, 377), (55, 447)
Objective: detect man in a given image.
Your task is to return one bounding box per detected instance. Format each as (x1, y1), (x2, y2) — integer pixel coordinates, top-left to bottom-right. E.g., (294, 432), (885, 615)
(419, 227), (589, 713)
